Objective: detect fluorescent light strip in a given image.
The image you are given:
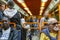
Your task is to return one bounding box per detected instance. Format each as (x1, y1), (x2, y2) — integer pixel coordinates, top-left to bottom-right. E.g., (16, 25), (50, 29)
(17, 0), (24, 3)
(17, 0), (32, 15)
(41, 2), (45, 6)
(27, 10), (32, 15)
(24, 7), (32, 15)
(39, 2), (46, 15)
(41, 0), (48, 2)
(40, 6), (45, 10)
(40, 10), (43, 13)
(22, 3), (32, 15)
(24, 7), (29, 10)
(39, 9), (43, 15)
(39, 12), (42, 15)
(21, 3), (27, 8)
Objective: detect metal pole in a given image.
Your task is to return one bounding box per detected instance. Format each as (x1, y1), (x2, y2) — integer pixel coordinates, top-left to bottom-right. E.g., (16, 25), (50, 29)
(58, 2), (60, 40)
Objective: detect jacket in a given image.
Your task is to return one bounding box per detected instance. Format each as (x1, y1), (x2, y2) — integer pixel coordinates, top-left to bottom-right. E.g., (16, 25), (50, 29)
(0, 27), (18, 40)
(0, 11), (3, 21)
(40, 28), (57, 40)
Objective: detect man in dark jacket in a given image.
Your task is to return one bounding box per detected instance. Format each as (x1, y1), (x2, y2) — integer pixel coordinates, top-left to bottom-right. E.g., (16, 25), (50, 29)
(0, 16), (18, 40)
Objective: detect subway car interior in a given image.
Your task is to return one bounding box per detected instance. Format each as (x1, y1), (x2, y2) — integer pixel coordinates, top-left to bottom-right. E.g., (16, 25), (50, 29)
(0, 0), (60, 40)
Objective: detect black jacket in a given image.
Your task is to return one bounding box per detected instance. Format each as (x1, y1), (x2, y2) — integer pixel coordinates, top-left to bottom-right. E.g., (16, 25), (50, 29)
(0, 27), (18, 40)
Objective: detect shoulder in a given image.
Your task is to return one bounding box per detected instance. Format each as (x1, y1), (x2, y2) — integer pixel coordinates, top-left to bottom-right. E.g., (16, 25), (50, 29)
(4, 8), (9, 11)
(11, 28), (18, 34)
(40, 32), (50, 40)
(4, 8), (9, 14)
(40, 32), (47, 39)
(41, 32), (46, 36)
(40, 28), (49, 37)
(42, 28), (49, 33)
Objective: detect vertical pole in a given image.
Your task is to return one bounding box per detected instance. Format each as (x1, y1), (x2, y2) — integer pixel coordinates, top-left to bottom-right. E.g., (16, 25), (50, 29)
(58, 3), (60, 40)
(59, 4), (60, 22)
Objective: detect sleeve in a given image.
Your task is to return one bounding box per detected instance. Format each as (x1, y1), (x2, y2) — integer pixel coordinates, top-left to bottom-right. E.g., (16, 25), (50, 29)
(4, 10), (8, 16)
(40, 18), (44, 27)
(13, 30), (18, 40)
(40, 33), (50, 40)
(0, 12), (3, 20)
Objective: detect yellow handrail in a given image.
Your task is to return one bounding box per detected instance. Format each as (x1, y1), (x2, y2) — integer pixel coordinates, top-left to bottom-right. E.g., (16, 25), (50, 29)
(0, 22), (16, 28)
(23, 22), (41, 30)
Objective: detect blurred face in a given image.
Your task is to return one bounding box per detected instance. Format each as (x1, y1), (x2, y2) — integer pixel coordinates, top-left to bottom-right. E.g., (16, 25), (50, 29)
(0, 5), (2, 10)
(49, 22), (59, 32)
(0, 4), (5, 11)
(2, 17), (10, 30)
(44, 14), (49, 19)
(1, 5), (5, 11)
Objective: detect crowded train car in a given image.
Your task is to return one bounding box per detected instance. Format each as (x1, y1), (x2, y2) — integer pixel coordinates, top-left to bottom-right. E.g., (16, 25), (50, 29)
(0, 0), (60, 40)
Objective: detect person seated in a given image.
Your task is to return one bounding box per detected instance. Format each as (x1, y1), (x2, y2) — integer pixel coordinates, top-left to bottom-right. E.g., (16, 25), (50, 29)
(0, 16), (18, 40)
(40, 18), (59, 40)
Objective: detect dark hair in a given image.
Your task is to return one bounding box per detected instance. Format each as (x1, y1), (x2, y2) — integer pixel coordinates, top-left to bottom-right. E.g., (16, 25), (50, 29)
(7, 1), (14, 7)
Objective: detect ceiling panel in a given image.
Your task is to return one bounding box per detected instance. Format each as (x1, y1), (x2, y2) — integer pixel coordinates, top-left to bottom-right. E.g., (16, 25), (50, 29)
(14, 0), (51, 16)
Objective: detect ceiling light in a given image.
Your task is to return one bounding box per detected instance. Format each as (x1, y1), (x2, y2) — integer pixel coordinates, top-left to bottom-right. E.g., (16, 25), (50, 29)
(17, 0), (24, 3)
(39, 12), (42, 15)
(17, 0), (32, 15)
(21, 3), (27, 8)
(24, 8), (32, 15)
(39, 11), (43, 15)
(17, 0), (27, 8)
(41, 0), (48, 2)
(28, 11), (31, 13)
(39, 9), (43, 15)
(40, 6), (45, 10)
(24, 7), (29, 10)
(30, 13), (32, 15)
(27, 10), (32, 15)
(41, 2), (45, 6)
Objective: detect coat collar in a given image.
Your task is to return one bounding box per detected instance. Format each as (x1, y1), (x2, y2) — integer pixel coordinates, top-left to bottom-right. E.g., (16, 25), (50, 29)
(0, 27), (15, 32)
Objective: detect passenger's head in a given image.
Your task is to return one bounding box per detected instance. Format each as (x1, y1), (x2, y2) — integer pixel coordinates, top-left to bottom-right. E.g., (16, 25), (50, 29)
(44, 14), (49, 19)
(0, 2), (5, 11)
(2, 16), (10, 30)
(7, 1), (14, 9)
(48, 18), (59, 32)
